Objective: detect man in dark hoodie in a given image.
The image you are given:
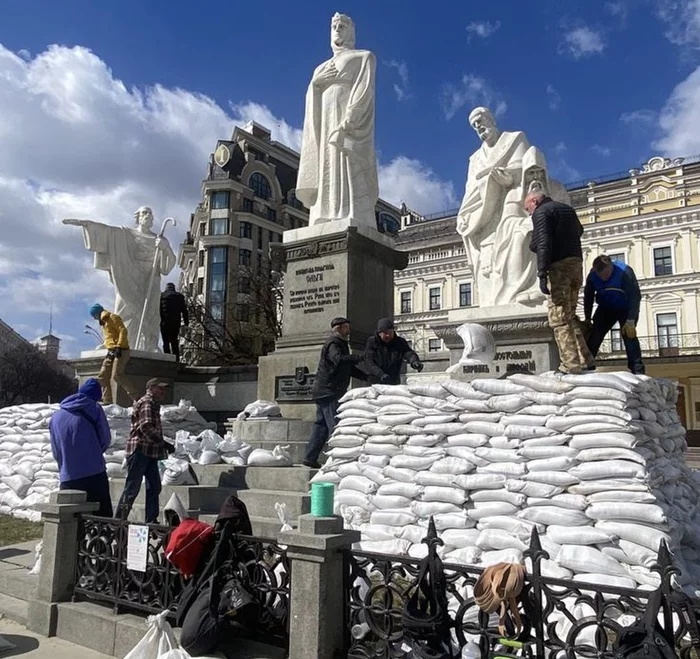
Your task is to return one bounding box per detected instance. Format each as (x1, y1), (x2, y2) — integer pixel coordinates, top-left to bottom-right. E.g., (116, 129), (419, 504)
(49, 378), (113, 517)
(160, 283), (189, 362)
(302, 317), (365, 469)
(363, 318), (423, 385)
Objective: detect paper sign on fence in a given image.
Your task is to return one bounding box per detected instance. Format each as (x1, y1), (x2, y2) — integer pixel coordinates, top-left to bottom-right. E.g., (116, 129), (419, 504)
(127, 524), (149, 573)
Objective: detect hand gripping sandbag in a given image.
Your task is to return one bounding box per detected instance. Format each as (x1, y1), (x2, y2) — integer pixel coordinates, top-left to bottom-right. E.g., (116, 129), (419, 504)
(124, 610), (177, 659)
(473, 562), (526, 637)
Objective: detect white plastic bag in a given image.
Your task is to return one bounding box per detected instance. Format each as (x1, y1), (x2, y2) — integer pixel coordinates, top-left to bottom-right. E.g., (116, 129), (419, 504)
(275, 502), (293, 532)
(124, 611), (177, 659)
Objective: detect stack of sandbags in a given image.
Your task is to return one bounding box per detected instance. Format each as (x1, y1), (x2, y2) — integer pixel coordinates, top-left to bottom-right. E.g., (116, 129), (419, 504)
(0, 399), (215, 520)
(312, 373), (700, 593)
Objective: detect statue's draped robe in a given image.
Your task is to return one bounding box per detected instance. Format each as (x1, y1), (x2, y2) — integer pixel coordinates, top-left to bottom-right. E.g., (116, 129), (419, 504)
(81, 223), (176, 352)
(296, 48), (378, 228)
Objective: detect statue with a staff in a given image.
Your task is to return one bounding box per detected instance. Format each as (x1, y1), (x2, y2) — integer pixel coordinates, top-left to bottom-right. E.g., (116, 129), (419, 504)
(64, 207), (177, 352)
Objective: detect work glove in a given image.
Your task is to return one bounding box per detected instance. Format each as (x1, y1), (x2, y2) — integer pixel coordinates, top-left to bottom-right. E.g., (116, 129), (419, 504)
(538, 276), (550, 296)
(380, 373), (391, 384)
(411, 360), (424, 372)
(113, 347), (122, 359)
(621, 320), (637, 339)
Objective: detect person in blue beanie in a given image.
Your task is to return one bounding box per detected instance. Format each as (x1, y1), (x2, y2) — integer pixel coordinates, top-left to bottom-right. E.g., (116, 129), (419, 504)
(49, 378), (113, 517)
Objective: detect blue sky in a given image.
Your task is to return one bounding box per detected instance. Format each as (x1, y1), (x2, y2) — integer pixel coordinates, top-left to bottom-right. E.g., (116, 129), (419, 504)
(0, 0), (699, 355)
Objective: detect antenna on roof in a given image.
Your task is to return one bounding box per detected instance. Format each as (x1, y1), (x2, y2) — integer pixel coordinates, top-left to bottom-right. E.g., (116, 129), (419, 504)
(49, 305), (53, 336)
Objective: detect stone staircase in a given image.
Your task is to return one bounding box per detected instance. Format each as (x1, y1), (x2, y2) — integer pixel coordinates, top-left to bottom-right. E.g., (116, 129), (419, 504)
(0, 540), (38, 625)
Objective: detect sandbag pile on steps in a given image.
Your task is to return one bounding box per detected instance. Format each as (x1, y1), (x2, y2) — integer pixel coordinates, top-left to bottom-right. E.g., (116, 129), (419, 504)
(312, 372), (700, 593)
(0, 399), (215, 521)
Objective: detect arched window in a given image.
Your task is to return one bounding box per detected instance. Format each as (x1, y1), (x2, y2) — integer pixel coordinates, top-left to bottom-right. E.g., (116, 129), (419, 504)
(378, 213), (400, 236)
(249, 172), (272, 200)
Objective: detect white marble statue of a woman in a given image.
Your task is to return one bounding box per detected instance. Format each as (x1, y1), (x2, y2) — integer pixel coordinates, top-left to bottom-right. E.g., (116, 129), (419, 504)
(64, 207), (176, 352)
(296, 13), (378, 229)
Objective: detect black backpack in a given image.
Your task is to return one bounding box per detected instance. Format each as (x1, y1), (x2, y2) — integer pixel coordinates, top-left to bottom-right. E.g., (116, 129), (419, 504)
(614, 587), (676, 658)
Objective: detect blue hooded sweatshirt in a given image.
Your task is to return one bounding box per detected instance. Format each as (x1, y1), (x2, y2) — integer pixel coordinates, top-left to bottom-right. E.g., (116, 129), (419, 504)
(49, 378), (112, 482)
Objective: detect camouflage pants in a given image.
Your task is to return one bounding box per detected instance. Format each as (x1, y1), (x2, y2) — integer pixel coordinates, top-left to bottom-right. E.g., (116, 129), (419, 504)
(547, 257), (595, 373)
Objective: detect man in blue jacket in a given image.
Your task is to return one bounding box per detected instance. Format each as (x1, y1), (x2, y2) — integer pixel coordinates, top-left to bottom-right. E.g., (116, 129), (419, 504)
(583, 254), (645, 374)
(49, 378), (113, 517)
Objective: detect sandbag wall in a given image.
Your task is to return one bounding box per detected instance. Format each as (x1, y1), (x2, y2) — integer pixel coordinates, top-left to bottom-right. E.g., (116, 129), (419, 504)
(0, 400), (216, 521)
(312, 372), (700, 593)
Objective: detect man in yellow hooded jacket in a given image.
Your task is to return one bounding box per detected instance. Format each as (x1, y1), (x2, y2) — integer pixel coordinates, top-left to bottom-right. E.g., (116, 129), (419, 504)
(89, 303), (140, 405)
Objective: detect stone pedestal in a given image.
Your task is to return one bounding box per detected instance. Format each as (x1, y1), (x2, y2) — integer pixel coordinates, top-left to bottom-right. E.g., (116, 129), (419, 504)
(72, 349), (178, 406)
(258, 220), (408, 420)
(433, 303), (559, 379)
(279, 515), (360, 659)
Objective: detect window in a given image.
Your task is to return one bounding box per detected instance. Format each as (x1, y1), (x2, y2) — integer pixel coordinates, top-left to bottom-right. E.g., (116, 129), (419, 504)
(236, 304), (250, 322)
(209, 218), (228, 235)
(208, 247), (228, 322)
(657, 313), (679, 348)
(239, 221), (252, 239)
(267, 208), (277, 223)
(257, 228), (263, 250)
(429, 287), (441, 311)
(199, 222), (206, 237)
(610, 327), (623, 352)
(239, 277), (250, 294)
(378, 212), (400, 235)
(268, 230), (274, 243)
(239, 249), (251, 266)
(197, 277), (204, 295)
(428, 339), (441, 353)
(210, 191), (230, 210)
(243, 198), (253, 213)
(609, 253), (626, 264)
(400, 291), (412, 314)
(249, 172), (271, 200)
(459, 283), (472, 307)
(198, 251), (204, 267)
(653, 246), (673, 276)
(257, 253), (263, 269)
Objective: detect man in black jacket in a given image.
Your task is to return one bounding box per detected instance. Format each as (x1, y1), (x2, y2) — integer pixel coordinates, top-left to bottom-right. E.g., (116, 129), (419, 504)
(160, 283), (189, 362)
(363, 318), (423, 385)
(525, 192), (595, 374)
(302, 317), (364, 469)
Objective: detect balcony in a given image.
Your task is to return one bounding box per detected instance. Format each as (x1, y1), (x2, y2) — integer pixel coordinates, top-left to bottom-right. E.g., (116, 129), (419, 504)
(597, 333), (700, 359)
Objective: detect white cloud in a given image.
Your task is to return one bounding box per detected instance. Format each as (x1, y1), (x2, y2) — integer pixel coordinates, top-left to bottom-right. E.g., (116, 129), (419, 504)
(620, 109), (657, 125)
(591, 144), (612, 157)
(554, 141), (568, 155)
(546, 84), (561, 110)
(440, 74), (507, 121)
(605, 1), (628, 26)
(230, 102), (302, 151)
(560, 26), (606, 59)
(378, 157), (457, 215)
(466, 20), (501, 41)
(385, 60), (411, 101)
(654, 65), (700, 156)
(655, 0), (700, 48)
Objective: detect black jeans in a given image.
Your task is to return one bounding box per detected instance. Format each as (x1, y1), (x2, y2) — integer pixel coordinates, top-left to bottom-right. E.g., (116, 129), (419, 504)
(61, 471), (113, 518)
(116, 449), (162, 523)
(587, 306), (645, 374)
(161, 323), (180, 360)
(304, 397), (340, 464)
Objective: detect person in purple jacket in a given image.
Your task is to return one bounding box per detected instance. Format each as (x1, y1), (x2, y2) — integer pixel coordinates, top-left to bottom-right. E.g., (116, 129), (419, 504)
(49, 378), (113, 517)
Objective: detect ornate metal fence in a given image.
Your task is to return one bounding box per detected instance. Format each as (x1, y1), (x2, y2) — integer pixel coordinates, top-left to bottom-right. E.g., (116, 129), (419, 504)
(73, 515), (290, 647)
(345, 525), (700, 658)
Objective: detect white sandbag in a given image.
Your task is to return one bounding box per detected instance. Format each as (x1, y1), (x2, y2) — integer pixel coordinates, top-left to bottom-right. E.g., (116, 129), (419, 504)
(422, 423), (468, 436)
(472, 379), (528, 395)
(361, 423), (392, 436)
(412, 501), (462, 517)
(519, 506), (589, 527)
(362, 443), (401, 457)
(569, 480), (649, 495)
(247, 445), (293, 467)
(339, 476), (378, 495)
(446, 448), (487, 465)
(523, 391), (571, 406)
(546, 525), (617, 546)
(527, 456), (577, 472)
(586, 502), (667, 525)
(360, 524), (398, 542)
(359, 464), (390, 484)
(310, 470), (341, 484)
(486, 395), (531, 413)
(2, 475), (31, 498)
(478, 461), (527, 478)
(520, 433), (571, 447)
(413, 415), (456, 427)
(586, 491), (657, 504)
(403, 446), (447, 459)
(508, 373), (574, 393)
(377, 482), (423, 499)
(480, 548), (523, 566)
(328, 435), (365, 448)
(462, 421), (505, 436)
(337, 407), (376, 419)
(452, 399), (492, 412)
(416, 472), (456, 488)
(336, 490), (373, 508)
(198, 449), (221, 465)
(431, 457), (475, 475)
(406, 434), (445, 447)
(454, 474), (506, 491)
(440, 528), (481, 549)
(595, 521), (671, 552)
(467, 502), (519, 520)
(616, 539), (658, 568)
(357, 539), (412, 555)
(238, 399), (281, 419)
(407, 384), (449, 399)
(470, 490), (526, 507)
(433, 511), (474, 530)
(364, 435), (408, 447)
(562, 372), (634, 393)
(359, 455), (391, 469)
(390, 455), (439, 470)
(547, 415), (626, 432)
(374, 384), (412, 397)
(501, 414), (550, 427)
(570, 460), (645, 481)
(377, 414), (421, 426)
(568, 433), (639, 450)
(372, 495), (412, 510)
(558, 545), (629, 577)
(563, 405), (632, 421)
(518, 445), (578, 460)
(528, 494), (587, 510)
(475, 448), (524, 463)
(489, 436), (521, 449)
(573, 574), (637, 590)
(399, 525), (428, 544)
(422, 486), (467, 506)
(576, 448), (646, 465)
(476, 529), (527, 552)
(445, 547), (482, 565)
(504, 425), (556, 439)
(327, 446), (362, 460)
(383, 466), (418, 483)
(457, 413), (503, 424)
(505, 480), (564, 498)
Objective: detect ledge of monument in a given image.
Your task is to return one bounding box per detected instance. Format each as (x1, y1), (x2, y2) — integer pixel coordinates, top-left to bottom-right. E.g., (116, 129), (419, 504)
(447, 303), (548, 324)
(78, 349), (177, 362)
(283, 218), (397, 250)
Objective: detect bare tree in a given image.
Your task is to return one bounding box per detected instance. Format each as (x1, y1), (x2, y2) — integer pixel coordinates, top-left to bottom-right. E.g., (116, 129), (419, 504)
(181, 256), (283, 366)
(0, 344), (77, 406)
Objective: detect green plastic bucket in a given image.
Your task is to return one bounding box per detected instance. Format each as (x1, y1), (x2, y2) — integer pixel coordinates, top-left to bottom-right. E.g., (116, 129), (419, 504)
(310, 482), (335, 517)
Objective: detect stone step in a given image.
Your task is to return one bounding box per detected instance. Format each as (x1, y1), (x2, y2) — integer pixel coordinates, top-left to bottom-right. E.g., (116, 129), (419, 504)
(191, 465), (316, 492)
(235, 488), (311, 520)
(247, 441), (314, 465)
(109, 479), (233, 512)
(0, 566), (37, 602)
(228, 418), (314, 444)
(0, 591), (28, 625)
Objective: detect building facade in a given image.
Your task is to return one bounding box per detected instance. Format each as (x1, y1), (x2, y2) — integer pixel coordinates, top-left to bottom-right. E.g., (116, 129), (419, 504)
(178, 121), (402, 364)
(394, 155), (700, 428)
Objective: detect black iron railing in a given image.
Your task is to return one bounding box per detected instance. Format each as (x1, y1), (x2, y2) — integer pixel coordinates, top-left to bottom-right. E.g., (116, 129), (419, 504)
(73, 515), (290, 647)
(598, 332), (700, 359)
(345, 525), (700, 658)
